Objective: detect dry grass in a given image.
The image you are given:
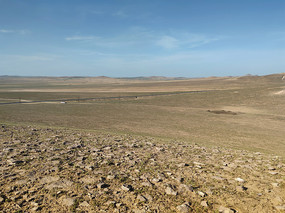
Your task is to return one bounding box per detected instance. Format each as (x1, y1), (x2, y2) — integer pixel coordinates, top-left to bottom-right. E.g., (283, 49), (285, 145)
(1, 74), (285, 157)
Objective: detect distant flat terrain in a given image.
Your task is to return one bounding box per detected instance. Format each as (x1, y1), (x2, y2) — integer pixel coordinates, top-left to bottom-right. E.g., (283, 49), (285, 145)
(1, 74), (285, 157)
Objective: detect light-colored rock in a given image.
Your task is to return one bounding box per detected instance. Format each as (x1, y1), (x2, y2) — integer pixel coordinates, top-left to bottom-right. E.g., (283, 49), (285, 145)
(122, 184), (133, 191)
(165, 186), (177, 195)
(197, 191), (206, 197)
(268, 171), (278, 175)
(79, 201), (90, 207)
(61, 197), (75, 207)
(271, 183), (279, 187)
(201, 200), (208, 207)
(107, 175), (116, 180)
(218, 206), (235, 213)
(137, 195), (147, 202)
(235, 177), (244, 182)
(176, 203), (190, 213)
(97, 183), (110, 189)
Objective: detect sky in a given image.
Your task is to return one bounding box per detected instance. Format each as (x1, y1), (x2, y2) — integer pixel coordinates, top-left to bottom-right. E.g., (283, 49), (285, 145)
(0, 0), (284, 77)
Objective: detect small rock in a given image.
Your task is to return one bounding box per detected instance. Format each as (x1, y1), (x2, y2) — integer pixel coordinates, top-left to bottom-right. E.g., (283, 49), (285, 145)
(116, 203), (123, 207)
(97, 183), (110, 189)
(235, 177), (244, 183)
(106, 200), (116, 206)
(141, 181), (153, 187)
(176, 203), (190, 213)
(165, 186), (177, 196)
(121, 184), (133, 192)
(271, 183), (279, 187)
(0, 196), (4, 203)
(152, 178), (162, 183)
(61, 197), (75, 207)
(218, 206), (236, 213)
(144, 194), (153, 202)
(137, 195), (147, 202)
(268, 166), (276, 170)
(31, 206), (40, 212)
(178, 184), (194, 193)
(178, 163), (189, 167)
(79, 201), (90, 207)
(201, 200), (208, 207)
(107, 175), (116, 180)
(85, 165), (94, 171)
(268, 171), (278, 175)
(197, 191), (206, 197)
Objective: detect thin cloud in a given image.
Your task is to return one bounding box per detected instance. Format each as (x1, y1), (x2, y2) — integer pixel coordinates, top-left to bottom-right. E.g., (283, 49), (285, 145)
(0, 29), (30, 34)
(156, 33), (223, 49)
(65, 28), (225, 51)
(0, 29), (15, 33)
(65, 36), (99, 41)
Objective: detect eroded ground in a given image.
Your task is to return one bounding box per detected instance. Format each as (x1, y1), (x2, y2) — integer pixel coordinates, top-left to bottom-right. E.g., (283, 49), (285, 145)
(0, 125), (284, 212)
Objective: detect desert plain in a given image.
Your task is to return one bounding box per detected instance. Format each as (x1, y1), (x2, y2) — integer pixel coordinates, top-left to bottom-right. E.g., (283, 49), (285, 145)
(0, 74), (285, 212)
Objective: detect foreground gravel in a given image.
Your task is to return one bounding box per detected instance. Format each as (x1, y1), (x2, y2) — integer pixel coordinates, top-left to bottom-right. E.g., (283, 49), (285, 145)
(0, 125), (284, 212)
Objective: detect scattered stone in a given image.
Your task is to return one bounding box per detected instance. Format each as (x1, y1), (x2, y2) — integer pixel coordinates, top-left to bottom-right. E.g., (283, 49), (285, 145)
(144, 194), (153, 202)
(268, 171), (278, 175)
(197, 191), (206, 197)
(31, 206), (40, 212)
(201, 200), (208, 207)
(121, 184), (133, 192)
(152, 178), (162, 183)
(218, 206), (236, 213)
(165, 186), (177, 196)
(0, 125), (284, 212)
(137, 195), (147, 202)
(61, 197), (75, 207)
(106, 200), (116, 206)
(176, 203), (191, 213)
(107, 175), (116, 180)
(271, 183), (279, 187)
(234, 177), (244, 183)
(79, 201), (90, 207)
(97, 183), (110, 189)
(178, 163), (189, 167)
(0, 196), (4, 203)
(141, 181), (153, 187)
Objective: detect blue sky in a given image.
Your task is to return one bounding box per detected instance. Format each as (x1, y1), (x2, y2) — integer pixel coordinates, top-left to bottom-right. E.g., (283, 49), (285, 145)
(0, 0), (284, 77)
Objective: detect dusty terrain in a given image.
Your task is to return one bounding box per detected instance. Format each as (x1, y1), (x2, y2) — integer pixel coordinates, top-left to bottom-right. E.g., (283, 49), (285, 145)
(1, 74), (285, 212)
(0, 125), (284, 212)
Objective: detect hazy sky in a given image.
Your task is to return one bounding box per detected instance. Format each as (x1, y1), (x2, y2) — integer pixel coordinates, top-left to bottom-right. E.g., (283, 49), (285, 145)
(0, 0), (284, 77)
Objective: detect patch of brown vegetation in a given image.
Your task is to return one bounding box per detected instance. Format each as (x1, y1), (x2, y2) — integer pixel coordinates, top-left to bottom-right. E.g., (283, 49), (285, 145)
(207, 110), (238, 115)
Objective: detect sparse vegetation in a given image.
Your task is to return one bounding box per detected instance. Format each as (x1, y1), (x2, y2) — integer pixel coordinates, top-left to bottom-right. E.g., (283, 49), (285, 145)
(0, 74), (285, 212)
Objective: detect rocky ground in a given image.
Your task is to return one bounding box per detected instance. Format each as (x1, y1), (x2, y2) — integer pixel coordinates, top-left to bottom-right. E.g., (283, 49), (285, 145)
(0, 125), (284, 213)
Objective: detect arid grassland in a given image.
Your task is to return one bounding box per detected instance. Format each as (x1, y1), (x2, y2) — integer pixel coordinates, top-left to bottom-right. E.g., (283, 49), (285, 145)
(0, 74), (285, 212)
(1, 74), (285, 156)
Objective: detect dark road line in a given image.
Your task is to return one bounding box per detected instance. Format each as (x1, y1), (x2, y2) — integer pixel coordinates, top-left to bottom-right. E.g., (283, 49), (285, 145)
(0, 90), (214, 105)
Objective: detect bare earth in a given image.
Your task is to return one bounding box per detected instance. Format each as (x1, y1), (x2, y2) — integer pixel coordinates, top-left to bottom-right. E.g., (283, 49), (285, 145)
(1, 74), (285, 212)
(0, 125), (284, 212)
